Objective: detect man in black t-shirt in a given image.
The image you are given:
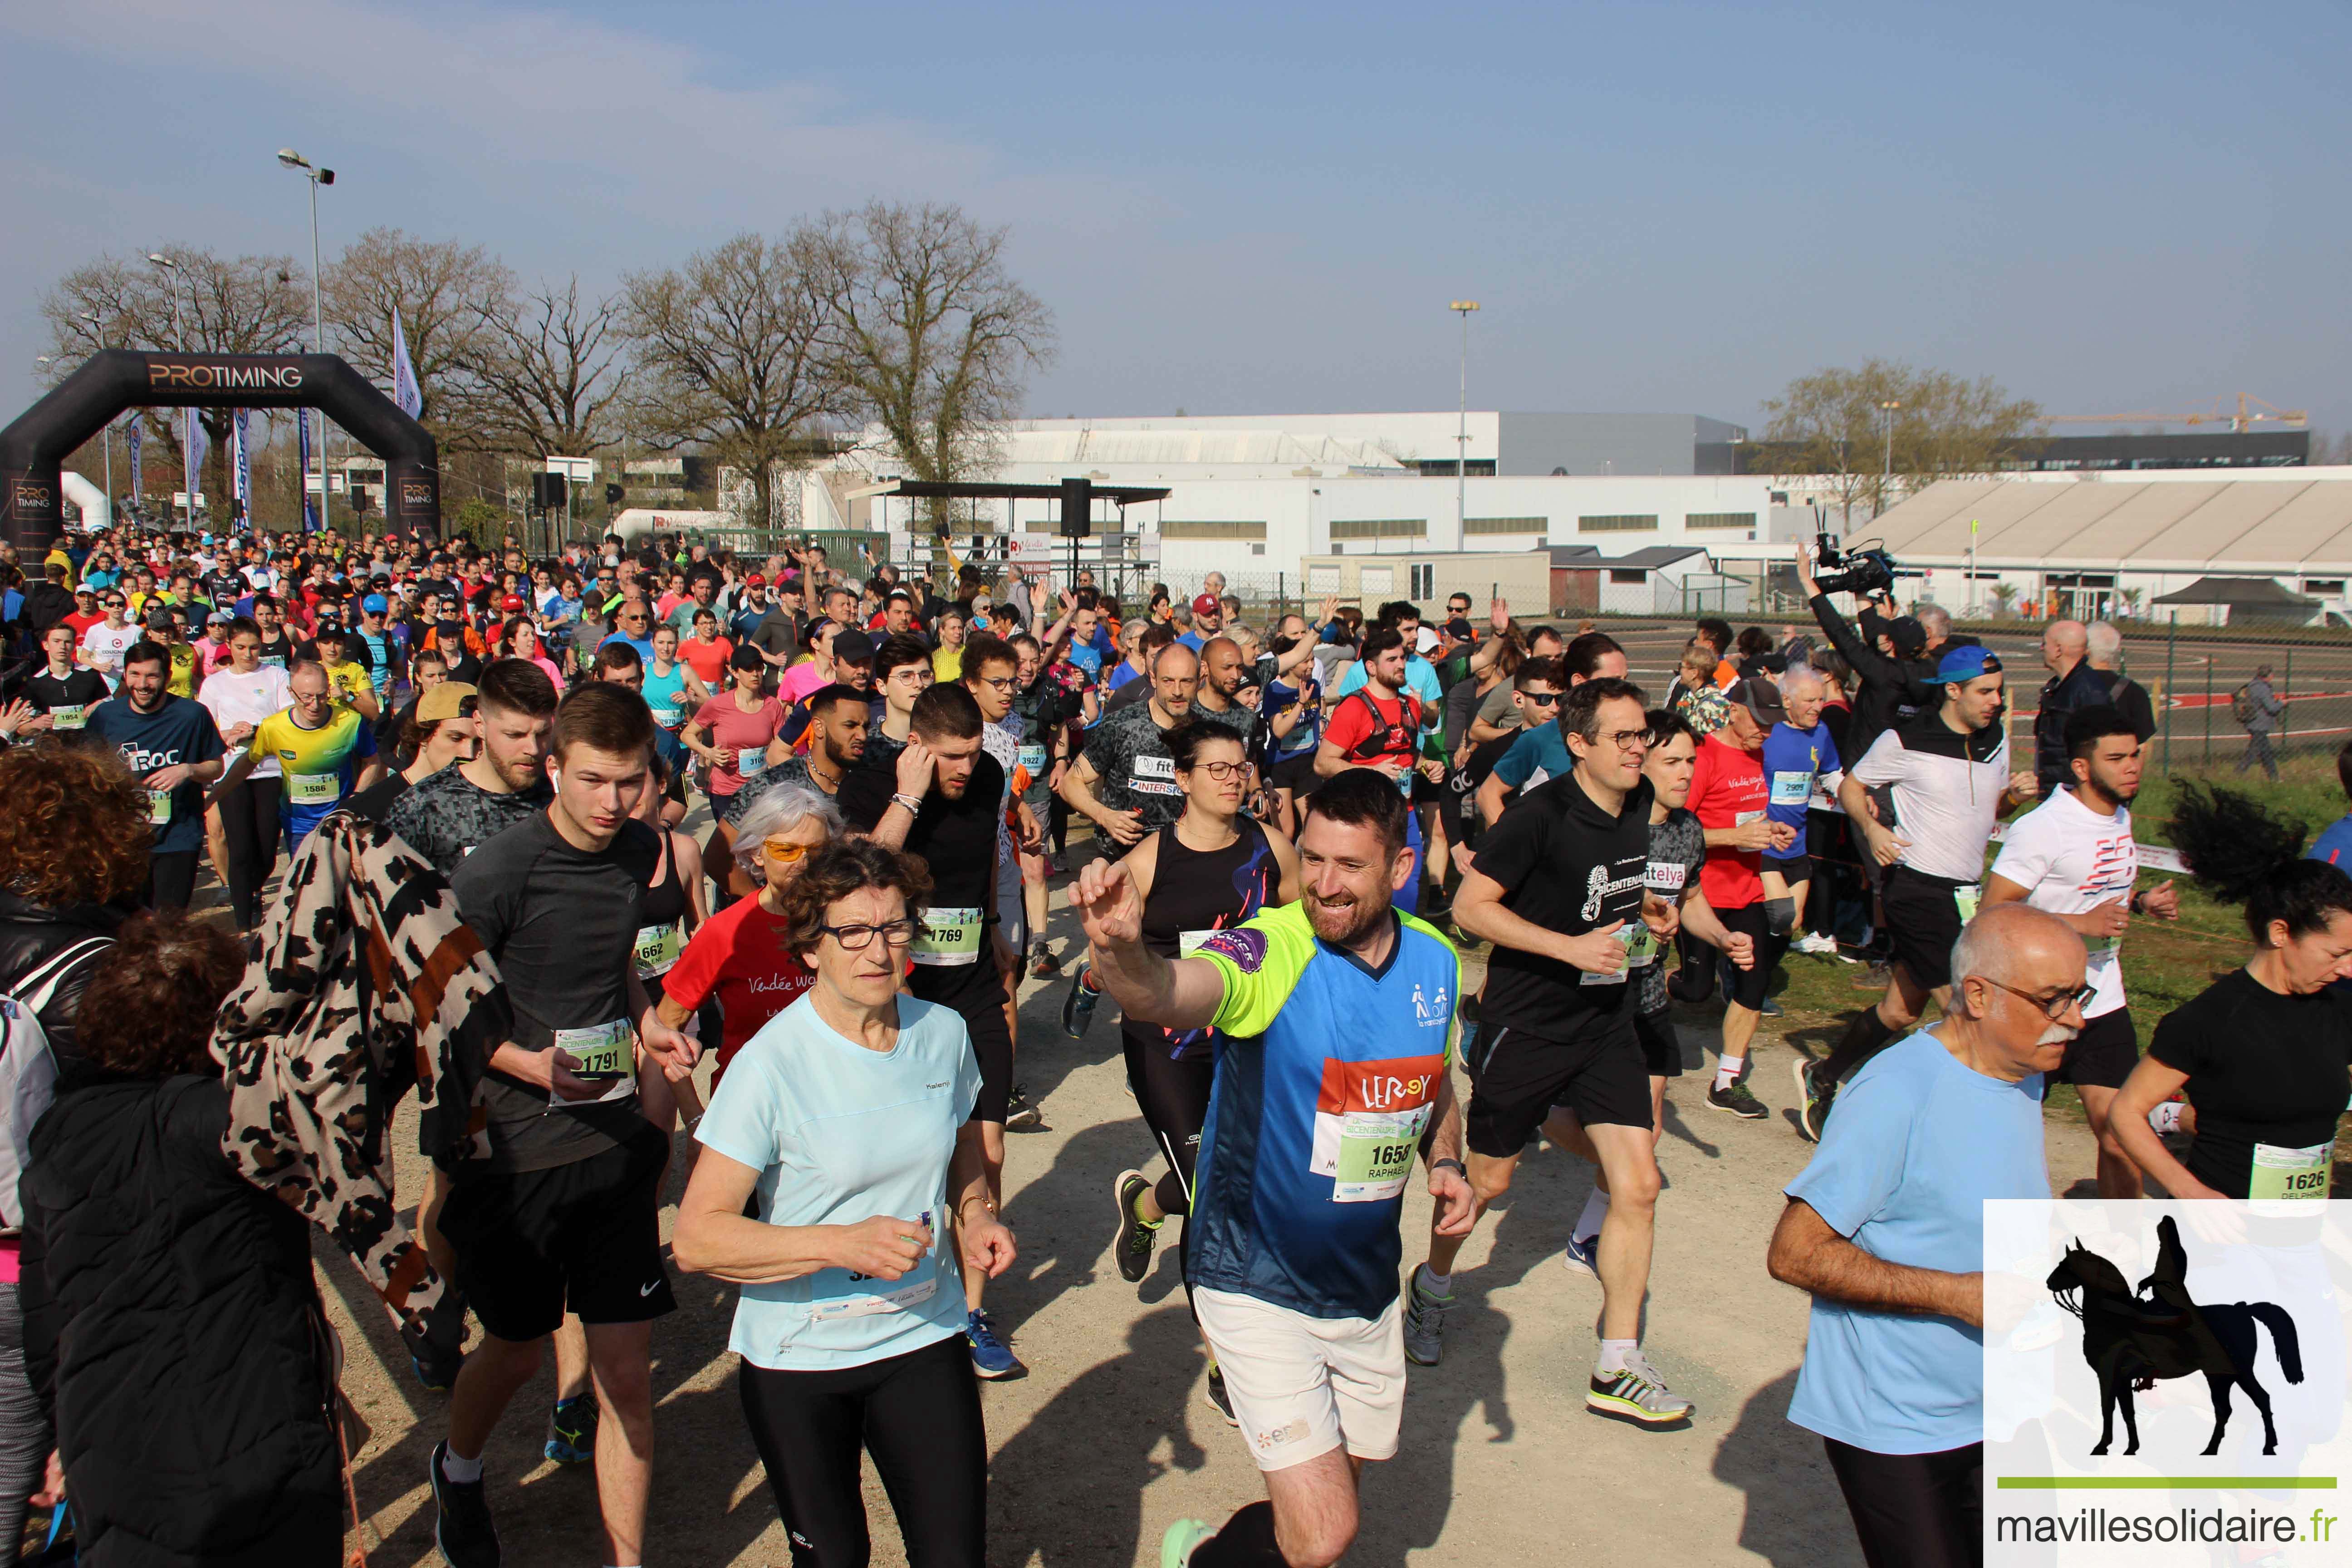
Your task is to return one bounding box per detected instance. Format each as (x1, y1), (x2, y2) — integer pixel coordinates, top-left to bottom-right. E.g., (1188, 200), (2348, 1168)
(1403, 676), (1692, 1428)
(429, 683), (695, 1568)
(838, 682), (1027, 1380)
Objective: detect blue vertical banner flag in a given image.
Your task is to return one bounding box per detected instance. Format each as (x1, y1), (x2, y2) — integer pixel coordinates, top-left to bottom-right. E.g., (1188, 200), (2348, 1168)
(390, 306), (423, 419)
(298, 408), (318, 533)
(232, 409), (252, 525)
(182, 409), (208, 522)
(127, 419), (142, 504)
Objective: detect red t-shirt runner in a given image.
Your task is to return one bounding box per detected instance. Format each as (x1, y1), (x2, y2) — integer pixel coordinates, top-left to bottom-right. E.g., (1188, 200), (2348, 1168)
(1688, 731), (1768, 909)
(1321, 687), (1421, 783)
(660, 894), (814, 1078)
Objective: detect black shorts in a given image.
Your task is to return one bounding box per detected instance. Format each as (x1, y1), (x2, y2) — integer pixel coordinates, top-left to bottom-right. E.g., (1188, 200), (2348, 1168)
(1464, 1019), (1651, 1157)
(1411, 765), (1446, 805)
(1714, 902), (1775, 1011)
(1268, 752), (1319, 794)
(2048, 1006), (2137, 1090)
(912, 960), (1014, 1123)
(1881, 865), (1970, 992)
(1764, 853), (1812, 886)
(1634, 1009), (1683, 1078)
(440, 1125), (676, 1343)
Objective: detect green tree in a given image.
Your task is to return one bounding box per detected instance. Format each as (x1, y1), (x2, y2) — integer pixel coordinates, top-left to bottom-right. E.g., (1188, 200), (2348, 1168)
(1760, 359), (2042, 520)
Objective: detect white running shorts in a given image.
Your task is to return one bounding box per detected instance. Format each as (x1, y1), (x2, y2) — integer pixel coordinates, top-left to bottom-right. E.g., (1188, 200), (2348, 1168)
(1192, 1287), (1405, 1471)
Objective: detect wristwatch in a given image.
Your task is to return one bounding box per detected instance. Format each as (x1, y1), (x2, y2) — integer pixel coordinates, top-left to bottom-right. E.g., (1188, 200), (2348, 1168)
(1431, 1158), (1467, 1179)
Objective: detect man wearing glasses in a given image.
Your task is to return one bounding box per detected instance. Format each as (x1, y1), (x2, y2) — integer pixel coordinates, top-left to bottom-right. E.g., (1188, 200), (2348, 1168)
(1769, 902), (2078, 1568)
(600, 603), (659, 664)
(1404, 676), (1693, 1428)
(77, 590), (140, 690)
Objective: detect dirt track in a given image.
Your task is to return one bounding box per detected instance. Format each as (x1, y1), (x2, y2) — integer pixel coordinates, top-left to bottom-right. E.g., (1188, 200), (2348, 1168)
(323, 875), (2103, 1568)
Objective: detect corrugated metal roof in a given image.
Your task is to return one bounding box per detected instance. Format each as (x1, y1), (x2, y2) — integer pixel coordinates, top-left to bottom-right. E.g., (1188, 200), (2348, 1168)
(1604, 545), (1707, 570)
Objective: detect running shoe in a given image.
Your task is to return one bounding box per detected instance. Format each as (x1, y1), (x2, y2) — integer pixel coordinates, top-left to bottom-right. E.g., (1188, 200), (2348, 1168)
(404, 1294), (468, 1392)
(1401, 1264), (1454, 1367)
(1111, 1170), (1162, 1284)
(1757, 994), (1783, 1018)
(1560, 1230), (1600, 1280)
(1161, 1518), (1215, 1568)
(966, 1308), (1025, 1379)
(1794, 931), (1840, 957)
(1049, 849), (1070, 876)
(1793, 1058), (1833, 1143)
(1706, 1079), (1765, 1119)
(1060, 963), (1101, 1039)
(1203, 1362), (1238, 1427)
(1006, 1083), (1043, 1129)
(1029, 943), (1062, 979)
(1586, 1351), (1694, 1429)
(543, 1394), (597, 1465)
(430, 1441), (500, 1568)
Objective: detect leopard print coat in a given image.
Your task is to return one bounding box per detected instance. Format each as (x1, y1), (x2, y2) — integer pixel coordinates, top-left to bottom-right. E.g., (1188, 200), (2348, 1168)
(211, 813), (510, 1326)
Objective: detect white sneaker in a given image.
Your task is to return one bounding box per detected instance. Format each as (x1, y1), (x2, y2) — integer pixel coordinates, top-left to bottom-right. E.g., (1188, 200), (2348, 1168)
(1795, 932), (1838, 956)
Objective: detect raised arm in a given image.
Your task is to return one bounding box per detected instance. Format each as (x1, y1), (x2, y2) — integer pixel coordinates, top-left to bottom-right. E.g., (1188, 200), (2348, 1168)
(1069, 854), (1228, 1031)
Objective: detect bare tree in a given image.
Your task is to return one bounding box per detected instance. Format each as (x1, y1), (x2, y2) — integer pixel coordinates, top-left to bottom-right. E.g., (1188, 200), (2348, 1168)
(1761, 358), (2041, 521)
(466, 275), (630, 459)
(618, 231), (838, 529)
(813, 202), (1055, 541)
(323, 227), (514, 449)
(39, 247), (310, 510)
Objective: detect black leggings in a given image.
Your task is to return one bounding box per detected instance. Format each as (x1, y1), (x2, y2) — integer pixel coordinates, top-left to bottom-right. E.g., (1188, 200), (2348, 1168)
(1823, 1438), (1981, 1568)
(1122, 1029), (1214, 1220)
(217, 777), (281, 931)
(739, 1334), (987, 1568)
(142, 849), (198, 913)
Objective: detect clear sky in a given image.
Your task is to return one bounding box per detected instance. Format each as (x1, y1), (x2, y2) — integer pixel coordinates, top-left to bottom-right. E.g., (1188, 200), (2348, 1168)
(6, 0), (2348, 442)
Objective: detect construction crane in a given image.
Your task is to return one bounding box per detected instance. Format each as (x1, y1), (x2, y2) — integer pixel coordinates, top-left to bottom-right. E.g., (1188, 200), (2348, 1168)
(2044, 393), (2307, 431)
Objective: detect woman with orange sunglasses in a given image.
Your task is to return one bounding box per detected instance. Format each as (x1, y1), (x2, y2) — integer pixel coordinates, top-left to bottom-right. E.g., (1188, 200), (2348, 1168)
(655, 780), (840, 1096)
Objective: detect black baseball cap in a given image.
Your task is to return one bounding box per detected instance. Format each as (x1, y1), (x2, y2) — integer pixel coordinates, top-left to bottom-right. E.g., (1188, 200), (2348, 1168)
(832, 627), (875, 662)
(1725, 677), (1787, 727)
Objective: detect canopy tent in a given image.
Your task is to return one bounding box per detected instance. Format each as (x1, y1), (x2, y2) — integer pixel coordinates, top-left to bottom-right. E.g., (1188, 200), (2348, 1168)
(2148, 576), (2320, 608)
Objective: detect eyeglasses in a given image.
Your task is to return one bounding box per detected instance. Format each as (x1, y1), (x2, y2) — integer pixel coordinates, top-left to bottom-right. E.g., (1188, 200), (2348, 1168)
(1185, 760), (1247, 781)
(762, 837), (813, 863)
(1588, 728), (1650, 752)
(974, 675), (1017, 692)
(1979, 975), (2097, 1021)
(1523, 691), (1561, 706)
(819, 917), (917, 950)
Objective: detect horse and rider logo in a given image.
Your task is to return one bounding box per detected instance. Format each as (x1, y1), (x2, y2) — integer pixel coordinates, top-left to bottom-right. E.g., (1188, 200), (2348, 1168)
(2045, 1215), (2304, 1457)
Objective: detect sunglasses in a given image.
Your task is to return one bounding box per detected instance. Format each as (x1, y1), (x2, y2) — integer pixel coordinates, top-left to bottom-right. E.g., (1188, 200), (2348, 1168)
(762, 838), (813, 863)
(1523, 690), (1561, 706)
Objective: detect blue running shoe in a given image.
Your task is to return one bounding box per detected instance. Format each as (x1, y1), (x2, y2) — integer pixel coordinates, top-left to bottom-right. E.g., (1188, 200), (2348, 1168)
(966, 1308), (1025, 1379)
(1561, 1231), (1600, 1279)
(543, 1395), (597, 1465)
(1060, 962), (1101, 1039)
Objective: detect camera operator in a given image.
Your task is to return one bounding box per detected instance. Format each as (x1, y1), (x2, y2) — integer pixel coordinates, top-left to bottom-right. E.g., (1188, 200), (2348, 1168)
(1794, 541), (1948, 767)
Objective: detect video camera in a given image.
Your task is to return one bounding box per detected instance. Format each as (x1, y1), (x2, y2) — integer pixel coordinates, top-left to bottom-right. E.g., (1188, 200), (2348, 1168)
(1813, 530), (1913, 599)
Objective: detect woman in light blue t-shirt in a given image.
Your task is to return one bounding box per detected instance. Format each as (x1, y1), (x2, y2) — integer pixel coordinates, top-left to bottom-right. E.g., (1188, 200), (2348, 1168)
(675, 839), (1015, 1568)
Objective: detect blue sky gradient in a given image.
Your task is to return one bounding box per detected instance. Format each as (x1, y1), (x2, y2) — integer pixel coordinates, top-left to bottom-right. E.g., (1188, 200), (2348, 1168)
(6, 0), (2347, 438)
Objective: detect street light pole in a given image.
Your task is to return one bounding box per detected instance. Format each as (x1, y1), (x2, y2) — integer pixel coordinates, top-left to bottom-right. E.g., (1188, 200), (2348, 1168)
(147, 254), (192, 526)
(279, 150), (335, 535)
(1877, 397), (1901, 519)
(1450, 301), (1480, 546)
(77, 311), (114, 508)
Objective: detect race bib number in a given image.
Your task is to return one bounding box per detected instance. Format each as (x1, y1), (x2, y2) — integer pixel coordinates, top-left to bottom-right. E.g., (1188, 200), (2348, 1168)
(808, 1228), (940, 1322)
(1129, 754), (1180, 796)
(554, 1018), (635, 1105)
(650, 702), (680, 728)
(1580, 921), (1641, 986)
(1769, 771), (1813, 807)
(911, 905), (984, 966)
(633, 921), (683, 978)
(739, 747), (769, 778)
(147, 787), (173, 826)
(1018, 742), (1048, 777)
(1310, 1054), (1443, 1202)
(2083, 931), (2122, 966)
(1734, 808), (1765, 826)
(1955, 882), (1983, 923)
(2250, 1141), (2332, 1202)
(1178, 929), (1216, 956)
(48, 704), (87, 731)
(285, 770), (340, 805)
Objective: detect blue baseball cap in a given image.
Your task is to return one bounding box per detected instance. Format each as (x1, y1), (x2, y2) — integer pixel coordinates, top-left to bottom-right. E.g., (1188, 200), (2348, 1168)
(1924, 644), (2003, 684)
(361, 593), (389, 613)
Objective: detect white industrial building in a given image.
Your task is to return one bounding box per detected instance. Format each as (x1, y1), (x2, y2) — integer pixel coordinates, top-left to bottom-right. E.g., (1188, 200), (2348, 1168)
(774, 412), (2352, 623)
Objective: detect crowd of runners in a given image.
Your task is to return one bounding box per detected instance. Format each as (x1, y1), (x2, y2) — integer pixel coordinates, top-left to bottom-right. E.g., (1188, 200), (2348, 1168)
(0, 517), (2347, 1568)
